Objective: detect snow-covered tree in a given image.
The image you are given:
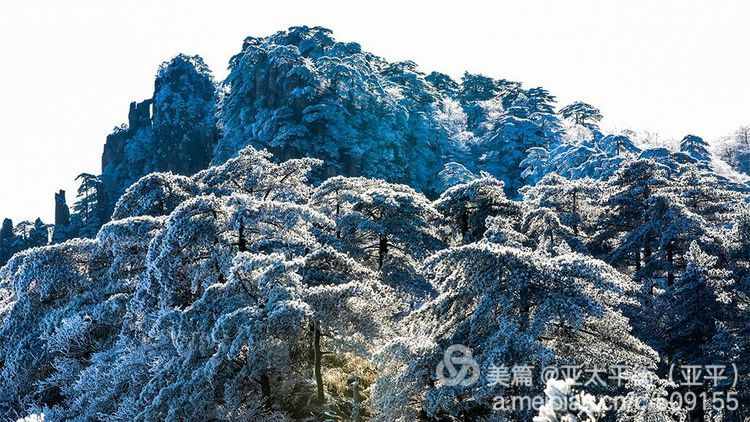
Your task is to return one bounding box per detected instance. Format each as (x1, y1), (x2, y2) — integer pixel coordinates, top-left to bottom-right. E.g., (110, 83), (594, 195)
(521, 173), (603, 237)
(435, 162), (477, 192)
(151, 54), (218, 176)
(522, 133), (641, 184)
(215, 26), (453, 195)
(679, 134), (711, 163)
(433, 174), (521, 244)
(559, 101), (603, 129)
(598, 162), (738, 288)
(718, 124), (750, 176)
(472, 111), (550, 195)
(654, 242), (742, 421)
(311, 176), (444, 270)
(0, 239), (113, 420)
(525, 87), (563, 141)
(533, 378), (602, 422)
(196, 146), (321, 204)
(96, 216), (164, 287)
(425, 71), (460, 98)
(482, 215), (529, 248)
(665, 168), (744, 225)
(520, 146), (551, 184)
(72, 173), (104, 237)
(520, 207), (586, 255)
(593, 160), (672, 270)
(27, 218), (49, 248)
(597, 134), (641, 157)
(123, 242), (399, 420)
(372, 243), (654, 420)
(131, 251), (311, 421)
(0, 217), (49, 267)
(460, 72), (498, 104)
(111, 172), (200, 220)
(722, 210), (750, 417)
(615, 370), (686, 422)
(100, 54), (217, 220)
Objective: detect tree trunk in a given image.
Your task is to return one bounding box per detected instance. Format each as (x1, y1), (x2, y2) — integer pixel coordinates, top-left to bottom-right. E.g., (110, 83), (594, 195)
(666, 242), (674, 286)
(351, 376), (362, 422)
(571, 189), (579, 235)
(238, 221), (247, 252)
(459, 208), (469, 240)
(311, 320), (324, 403)
(519, 284), (530, 332)
(335, 199), (341, 239)
(378, 235), (388, 269)
(259, 372), (271, 409)
(635, 247), (642, 271)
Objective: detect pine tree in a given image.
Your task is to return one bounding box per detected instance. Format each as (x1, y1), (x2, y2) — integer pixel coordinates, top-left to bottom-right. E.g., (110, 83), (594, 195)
(593, 160), (672, 270)
(719, 125), (750, 175)
(111, 172), (200, 220)
(73, 173), (104, 237)
(473, 110), (550, 194)
(433, 174), (521, 244)
(0, 239), (103, 418)
(597, 134), (641, 157)
(312, 176), (444, 270)
(680, 134), (712, 163)
(523, 87), (563, 143)
(520, 207), (586, 255)
(0, 218), (16, 264)
(658, 242), (738, 421)
(216, 26), (451, 194)
(521, 173), (603, 237)
(425, 71), (460, 98)
(373, 243), (653, 420)
(520, 146), (551, 184)
(435, 162), (477, 191)
(151, 54), (217, 176)
(28, 218), (49, 247)
(559, 101), (603, 129)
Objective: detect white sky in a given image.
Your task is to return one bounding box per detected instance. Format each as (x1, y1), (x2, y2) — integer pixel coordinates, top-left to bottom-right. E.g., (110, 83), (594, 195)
(1, 0), (749, 223)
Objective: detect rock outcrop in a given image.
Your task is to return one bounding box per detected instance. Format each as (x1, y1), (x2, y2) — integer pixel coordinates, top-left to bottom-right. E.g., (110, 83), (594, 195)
(100, 54), (217, 219)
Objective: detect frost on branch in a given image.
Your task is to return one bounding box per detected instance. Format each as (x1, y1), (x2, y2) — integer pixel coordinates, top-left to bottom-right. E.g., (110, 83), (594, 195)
(196, 146), (321, 204)
(372, 241), (654, 420)
(111, 173), (200, 220)
(3, 32), (750, 419)
(533, 378), (602, 422)
(434, 174), (521, 244)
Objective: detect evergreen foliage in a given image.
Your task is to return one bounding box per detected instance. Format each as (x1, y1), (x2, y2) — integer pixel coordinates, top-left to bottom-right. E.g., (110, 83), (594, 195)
(2, 26), (750, 422)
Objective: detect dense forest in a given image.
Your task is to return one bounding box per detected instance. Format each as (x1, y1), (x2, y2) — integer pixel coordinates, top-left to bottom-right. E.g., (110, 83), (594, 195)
(1, 26), (749, 421)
